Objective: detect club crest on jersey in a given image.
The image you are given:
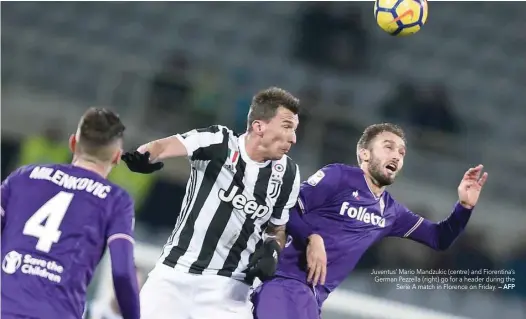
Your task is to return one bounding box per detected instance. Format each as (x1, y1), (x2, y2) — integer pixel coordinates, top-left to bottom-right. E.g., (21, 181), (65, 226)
(269, 179), (282, 199)
(273, 163), (284, 173)
(307, 170), (325, 186)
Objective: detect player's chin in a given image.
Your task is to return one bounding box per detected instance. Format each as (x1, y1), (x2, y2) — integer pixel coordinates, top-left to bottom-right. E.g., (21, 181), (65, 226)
(274, 148), (289, 158)
(382, 172), (397, 185)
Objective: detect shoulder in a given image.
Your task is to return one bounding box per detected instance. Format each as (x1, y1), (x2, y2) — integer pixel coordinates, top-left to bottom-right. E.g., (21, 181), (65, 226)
(181, 125), (234, 141)
(382, 191), (406, 214)
(304, 163), (344, 188)
(4, 164), (48, 183)
(307, 163), (360, 182)
(273, 155), (299, 176)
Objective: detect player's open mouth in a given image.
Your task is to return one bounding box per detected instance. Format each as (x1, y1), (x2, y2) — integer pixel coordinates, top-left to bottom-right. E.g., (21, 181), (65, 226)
(385, 163), (397, 173)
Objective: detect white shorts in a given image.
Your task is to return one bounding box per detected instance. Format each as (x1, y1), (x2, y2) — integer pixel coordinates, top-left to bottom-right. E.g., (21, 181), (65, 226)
(140, 264), (253, 319)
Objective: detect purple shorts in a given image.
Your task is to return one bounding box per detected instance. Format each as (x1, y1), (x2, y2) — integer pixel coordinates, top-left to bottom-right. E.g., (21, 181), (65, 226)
(251, 277), (321, 319)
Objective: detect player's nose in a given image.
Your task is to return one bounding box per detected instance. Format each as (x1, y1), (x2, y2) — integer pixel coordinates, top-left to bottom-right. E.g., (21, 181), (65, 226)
(289, 132), (297, 145)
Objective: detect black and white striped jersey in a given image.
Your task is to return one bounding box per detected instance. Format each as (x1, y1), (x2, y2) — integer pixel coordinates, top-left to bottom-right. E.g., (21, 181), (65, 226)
(158, 125), (301, 282)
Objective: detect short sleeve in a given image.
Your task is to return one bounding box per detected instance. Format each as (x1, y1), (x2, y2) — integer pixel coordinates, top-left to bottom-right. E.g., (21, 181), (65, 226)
(1, 167), (25, 219)
(270, 164), (300, 226)
(297, 164), (342, 215)
(106, 191), (136, 245)
(1, 174), (13, 219)
(174, 125), (227, 159)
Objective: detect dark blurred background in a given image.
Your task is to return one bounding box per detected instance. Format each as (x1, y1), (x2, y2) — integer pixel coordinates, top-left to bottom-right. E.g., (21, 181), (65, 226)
(2, 2), (526, 319)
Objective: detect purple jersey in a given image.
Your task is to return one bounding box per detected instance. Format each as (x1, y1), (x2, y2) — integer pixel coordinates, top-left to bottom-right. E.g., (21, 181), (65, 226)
(1, 164), (135, 319)
(275, 163), (472, 305)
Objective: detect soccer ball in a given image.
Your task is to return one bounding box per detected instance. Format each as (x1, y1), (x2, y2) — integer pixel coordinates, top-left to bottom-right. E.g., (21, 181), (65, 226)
(374, 0), (428, 36)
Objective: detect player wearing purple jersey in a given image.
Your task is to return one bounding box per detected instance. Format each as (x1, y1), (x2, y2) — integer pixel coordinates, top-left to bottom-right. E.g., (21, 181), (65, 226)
(251, 123), (489, 319)
(1, 108), (140, 319)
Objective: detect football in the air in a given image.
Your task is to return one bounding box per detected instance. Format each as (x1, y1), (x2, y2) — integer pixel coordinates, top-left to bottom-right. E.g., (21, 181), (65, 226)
(374, 0), (428, 36)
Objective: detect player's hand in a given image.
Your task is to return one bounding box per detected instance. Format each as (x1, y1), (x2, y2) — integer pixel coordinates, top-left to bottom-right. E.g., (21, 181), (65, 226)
(457, 164), (488, 209)
(247, 240), (281, 282)
(306, 234), (327, 286)
(121, 151), (164, 174)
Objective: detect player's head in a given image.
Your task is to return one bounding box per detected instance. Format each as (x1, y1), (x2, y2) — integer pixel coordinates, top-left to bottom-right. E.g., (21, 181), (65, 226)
(356, 123), (406, 187)
(246, 87), (300, 160)
(69, 107), (125, 169)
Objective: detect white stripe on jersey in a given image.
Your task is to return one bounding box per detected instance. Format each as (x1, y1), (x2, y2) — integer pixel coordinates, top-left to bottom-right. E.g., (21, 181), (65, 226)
(107, 233), (135, 244)
(174, 163), (234, 272)
(403, 216), (424, 237)
(205, 163), (259, 272)
(159, 125), (301, 282)
(158, 163), (206, 262)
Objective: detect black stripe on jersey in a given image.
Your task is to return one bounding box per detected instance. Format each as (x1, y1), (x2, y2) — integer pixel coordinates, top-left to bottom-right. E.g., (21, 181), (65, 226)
(168, 167), (197, 246)
(217, 163), (272, 277)
(242, 220), (269, 285)
(188, 156), (247, 274)
(163, 130), (230, 268)
(271, 158), (297, 219)
(191, 126), (224, 162)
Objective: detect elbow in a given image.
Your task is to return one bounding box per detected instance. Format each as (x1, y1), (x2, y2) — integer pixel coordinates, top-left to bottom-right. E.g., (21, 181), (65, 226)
(435, 241), (452, 251)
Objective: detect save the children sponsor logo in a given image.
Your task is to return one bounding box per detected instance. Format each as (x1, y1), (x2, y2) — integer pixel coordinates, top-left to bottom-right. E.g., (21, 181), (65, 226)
(2, 250), (64, 283)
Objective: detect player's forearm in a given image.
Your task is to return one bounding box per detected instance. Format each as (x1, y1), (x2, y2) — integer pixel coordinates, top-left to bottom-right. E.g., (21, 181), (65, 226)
(138, 136), (187, 161)
(415, 202), (472, 251)
(1, 208), (5, 231)
(108, 240), (140, 319)
(265, 223), (287, 250)
(286, 207), (316, 247)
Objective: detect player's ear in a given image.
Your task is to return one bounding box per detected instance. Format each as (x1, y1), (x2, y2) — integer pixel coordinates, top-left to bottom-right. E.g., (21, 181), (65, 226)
(252, 120), (265, 137)
(69, 134), (77, 153)
(111, 148), (123, 166)
(359, 148), (370, 163)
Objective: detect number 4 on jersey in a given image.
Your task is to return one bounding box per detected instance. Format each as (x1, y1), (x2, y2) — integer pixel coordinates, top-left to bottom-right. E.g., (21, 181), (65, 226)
(23, 191), (74, 253)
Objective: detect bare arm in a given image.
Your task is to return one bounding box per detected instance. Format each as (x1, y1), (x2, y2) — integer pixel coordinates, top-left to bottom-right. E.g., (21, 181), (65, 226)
(138, 125), (227, 162)
(137, 136), (187, 162)
(264, 223), (287, 250)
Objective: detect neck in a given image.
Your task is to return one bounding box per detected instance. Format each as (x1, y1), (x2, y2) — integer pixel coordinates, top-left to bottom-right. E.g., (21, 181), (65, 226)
(244, 133), (267, 163)
(362, 166), (385, 197)
(72, 156), (110, 178)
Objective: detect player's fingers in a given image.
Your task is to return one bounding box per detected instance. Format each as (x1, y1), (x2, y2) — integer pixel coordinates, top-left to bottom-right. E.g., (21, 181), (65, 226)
(132, 151), (142, 162)
(307, 262), (315, 283)
(468, 165), (483, 177)
(320, 262), (327, 285)
(312, 263), (322, 286)
(464, 168), (477, 179)
(151, 162), (164, 171)
(478, 172), (488, 187)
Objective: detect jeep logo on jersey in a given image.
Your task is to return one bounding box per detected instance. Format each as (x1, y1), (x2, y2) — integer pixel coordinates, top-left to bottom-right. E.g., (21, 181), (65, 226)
(218, 186), (270, 219)
(339, 202), (386, 228)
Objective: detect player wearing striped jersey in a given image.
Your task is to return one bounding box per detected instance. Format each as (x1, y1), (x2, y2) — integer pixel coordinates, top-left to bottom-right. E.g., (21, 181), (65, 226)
(1, 108), (140, 319)
(251, 123), (489, 319)
(121, 87), (301, 319)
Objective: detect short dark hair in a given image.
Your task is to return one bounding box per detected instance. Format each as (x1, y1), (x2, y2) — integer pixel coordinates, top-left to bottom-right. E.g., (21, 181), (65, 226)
(356, 123), (406, 164)
(77, 107), (125, 161)
(247, 87), (300, 131)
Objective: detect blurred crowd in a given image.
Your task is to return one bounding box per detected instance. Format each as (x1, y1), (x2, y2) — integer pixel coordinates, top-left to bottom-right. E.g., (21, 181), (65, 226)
(143, 4), (462, 148)
(2, 3), (525, 312)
